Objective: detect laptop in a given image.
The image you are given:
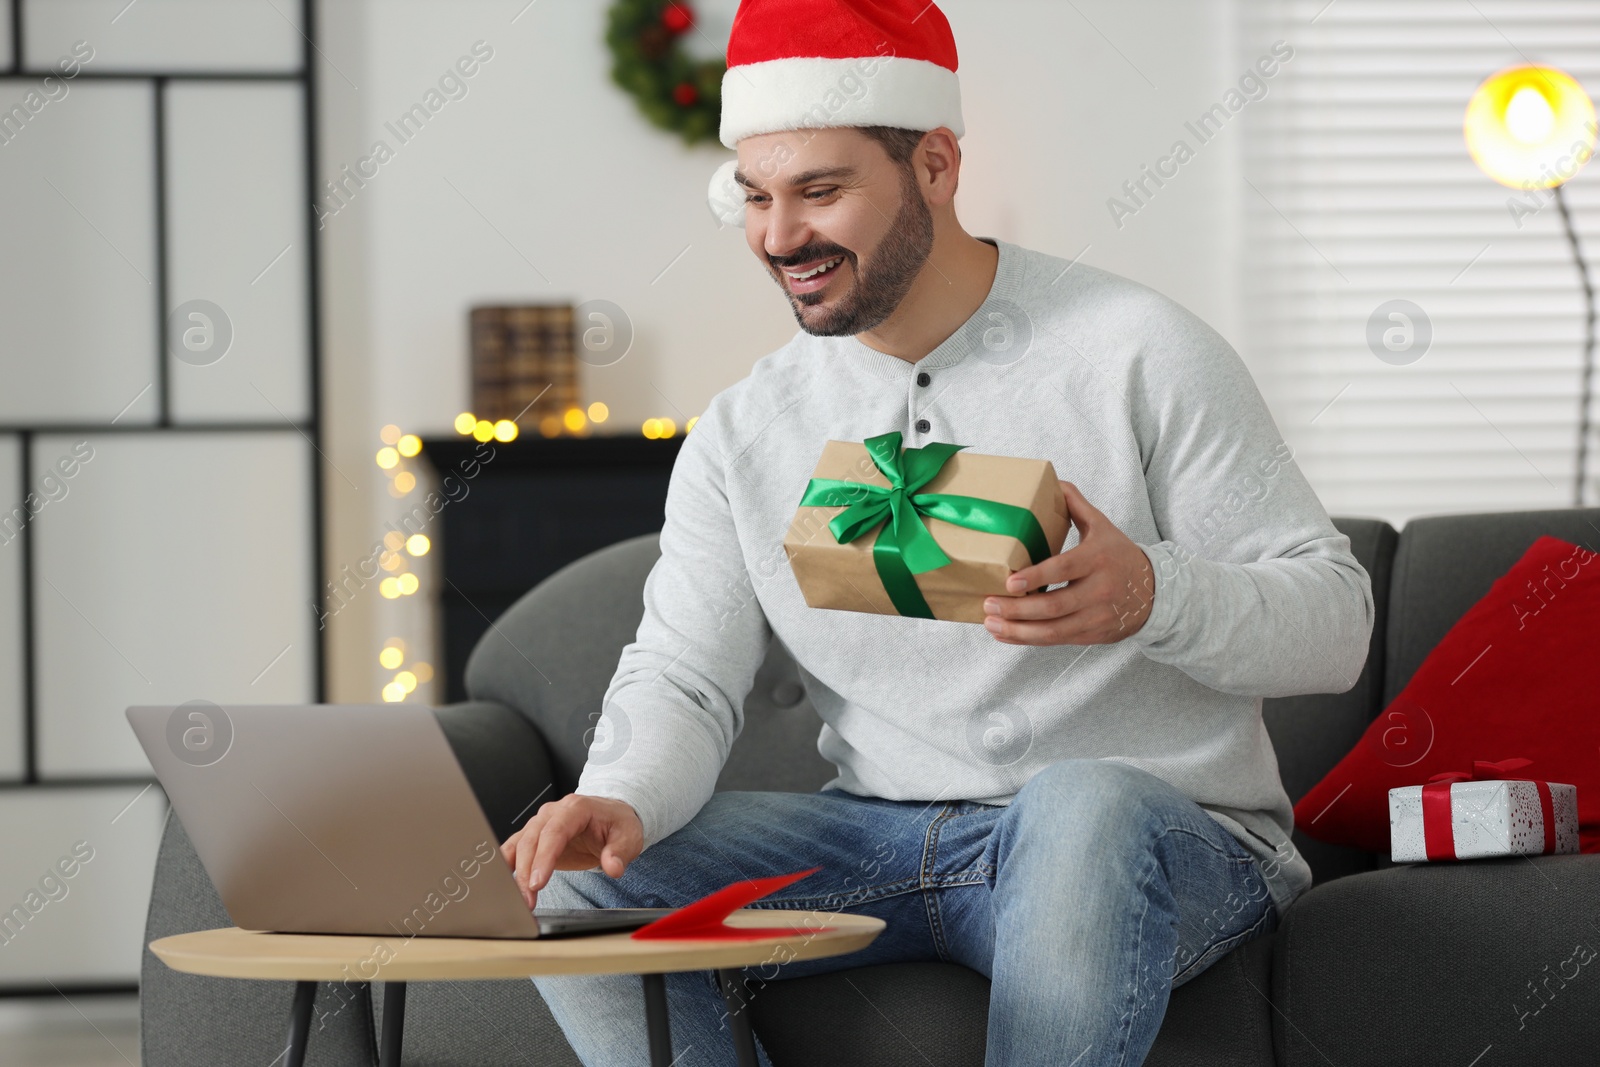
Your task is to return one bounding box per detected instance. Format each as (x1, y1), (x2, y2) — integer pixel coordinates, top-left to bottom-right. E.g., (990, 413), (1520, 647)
(127, 703), (673, 939)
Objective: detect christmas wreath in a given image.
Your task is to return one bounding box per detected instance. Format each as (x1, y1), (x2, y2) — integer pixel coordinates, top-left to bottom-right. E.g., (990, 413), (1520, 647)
(606, 1), (725, 145)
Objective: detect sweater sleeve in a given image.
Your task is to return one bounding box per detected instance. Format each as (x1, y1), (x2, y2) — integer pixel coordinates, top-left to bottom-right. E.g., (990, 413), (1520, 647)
(574, 402), (772, 848)
(1121, 295), (1375, 698)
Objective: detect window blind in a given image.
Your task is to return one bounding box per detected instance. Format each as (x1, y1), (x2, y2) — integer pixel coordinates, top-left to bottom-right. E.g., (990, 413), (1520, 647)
(1239, 0), (1600, 527)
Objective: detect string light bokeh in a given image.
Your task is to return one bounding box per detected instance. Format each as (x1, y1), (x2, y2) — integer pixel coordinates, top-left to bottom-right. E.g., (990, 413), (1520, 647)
(371, 401), (697, 705)
(450, 402), (698, 442)
(374, 422), (437, 703)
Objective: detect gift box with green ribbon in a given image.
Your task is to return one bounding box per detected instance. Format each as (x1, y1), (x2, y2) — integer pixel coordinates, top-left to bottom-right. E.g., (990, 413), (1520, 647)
(783, 431), (1070, 623)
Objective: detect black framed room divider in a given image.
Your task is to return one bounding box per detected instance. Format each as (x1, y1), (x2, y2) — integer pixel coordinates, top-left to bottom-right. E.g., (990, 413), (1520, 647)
(0, 0), (325, 995)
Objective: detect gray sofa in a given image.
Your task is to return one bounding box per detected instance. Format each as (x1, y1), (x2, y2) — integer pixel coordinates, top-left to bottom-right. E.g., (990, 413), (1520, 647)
(140, 508), (1600, 1065)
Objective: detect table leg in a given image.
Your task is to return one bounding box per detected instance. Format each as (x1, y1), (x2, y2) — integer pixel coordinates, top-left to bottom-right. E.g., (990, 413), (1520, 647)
(717, 968), (761, 1067)
(380, 981), (406, 1067)
(641, 973), (672, 1066)
(283, 981), (316, 1067)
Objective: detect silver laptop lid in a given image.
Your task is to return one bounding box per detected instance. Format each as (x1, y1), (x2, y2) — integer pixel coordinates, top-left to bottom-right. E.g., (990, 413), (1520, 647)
(127, 703), (543, 939)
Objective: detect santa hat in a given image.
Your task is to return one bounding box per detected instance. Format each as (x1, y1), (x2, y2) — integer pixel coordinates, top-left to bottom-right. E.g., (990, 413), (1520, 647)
(707, 0), (964, 228)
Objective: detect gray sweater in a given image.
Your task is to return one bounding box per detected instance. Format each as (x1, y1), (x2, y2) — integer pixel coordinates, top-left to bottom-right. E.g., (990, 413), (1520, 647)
(577, 237), (1374, 916)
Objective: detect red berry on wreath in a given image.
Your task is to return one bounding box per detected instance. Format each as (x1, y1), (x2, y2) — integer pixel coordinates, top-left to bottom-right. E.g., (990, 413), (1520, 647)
(672, 81), (699, 106)
(662, 3), (694, 34)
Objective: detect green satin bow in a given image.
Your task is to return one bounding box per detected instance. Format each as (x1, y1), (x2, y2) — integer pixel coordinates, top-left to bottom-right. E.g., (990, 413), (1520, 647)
(797, 431), (1053, 619)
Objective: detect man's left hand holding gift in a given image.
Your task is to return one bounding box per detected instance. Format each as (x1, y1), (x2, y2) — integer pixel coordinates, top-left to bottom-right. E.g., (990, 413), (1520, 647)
(983, 480), (1156, 645)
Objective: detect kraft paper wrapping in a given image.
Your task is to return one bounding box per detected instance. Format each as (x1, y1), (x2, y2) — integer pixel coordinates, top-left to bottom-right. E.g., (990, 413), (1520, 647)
(783, 440), (1070, 623)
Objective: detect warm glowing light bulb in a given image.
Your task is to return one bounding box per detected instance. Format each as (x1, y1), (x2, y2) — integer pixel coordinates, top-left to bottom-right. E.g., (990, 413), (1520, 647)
(379, 577), (401, 598)
(383, 531), (405, 551)
(563, 408), (587, 432)
(379, 646), (404, 669)
(380, 551), (403, 572)
(376, 447), (399, 469)
(454, 412), (476, 435)
(642, 418), (660, 439)
(686, 415), (699, 432)
(539, 414), (563, 437)
(1465, 64), (1596, 190)
(405, 534), (430, 556)
(395, 670), (418, 693)
(397, 434), (422, 457)
(493, 419), (518, 442)
(393, 471), (417, 494)
(397, 572), (420, 595)
(380, 424), (402, 445)
(588, 401), (609, 423)
(1505, 85), (1557, 145)
(381, 682), (406, 702)
(658, 417), (677, 439)
(472, 419), (495, 442)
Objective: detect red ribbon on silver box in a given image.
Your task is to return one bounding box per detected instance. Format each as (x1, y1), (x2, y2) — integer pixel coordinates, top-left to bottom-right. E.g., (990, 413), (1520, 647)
(1420, 758), (1556, 861)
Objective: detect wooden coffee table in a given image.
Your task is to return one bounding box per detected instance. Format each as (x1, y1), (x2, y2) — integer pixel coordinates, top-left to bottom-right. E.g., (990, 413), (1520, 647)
(150, 909), (883, 1067)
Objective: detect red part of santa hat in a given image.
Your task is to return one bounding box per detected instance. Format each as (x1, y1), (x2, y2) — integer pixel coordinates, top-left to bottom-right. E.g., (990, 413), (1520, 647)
(718, 0), (965, 149)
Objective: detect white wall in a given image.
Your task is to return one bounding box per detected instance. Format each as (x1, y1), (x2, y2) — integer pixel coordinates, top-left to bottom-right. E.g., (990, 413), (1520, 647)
(318, 0), (1250, 703)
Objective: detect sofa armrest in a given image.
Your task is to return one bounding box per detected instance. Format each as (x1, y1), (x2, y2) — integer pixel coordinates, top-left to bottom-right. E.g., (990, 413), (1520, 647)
(1272, 854), (1600, 1066)
(432, 700), (558, 842)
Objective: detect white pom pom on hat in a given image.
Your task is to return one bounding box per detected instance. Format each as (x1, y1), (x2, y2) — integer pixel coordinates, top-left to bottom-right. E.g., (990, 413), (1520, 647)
(705, 0), (965, 229)
(707, 158), (746, 228)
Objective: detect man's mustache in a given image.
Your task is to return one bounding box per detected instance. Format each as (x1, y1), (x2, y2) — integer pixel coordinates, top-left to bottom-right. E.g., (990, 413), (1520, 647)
(770, 247), (852, 269)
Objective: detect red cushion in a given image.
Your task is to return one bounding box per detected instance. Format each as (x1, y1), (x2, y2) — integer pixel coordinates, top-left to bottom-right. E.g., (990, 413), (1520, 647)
(1294, 535), (1600, 855)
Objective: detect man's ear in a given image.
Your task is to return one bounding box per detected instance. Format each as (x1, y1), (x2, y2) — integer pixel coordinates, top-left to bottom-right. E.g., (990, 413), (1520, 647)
(916, 127), (962, 207)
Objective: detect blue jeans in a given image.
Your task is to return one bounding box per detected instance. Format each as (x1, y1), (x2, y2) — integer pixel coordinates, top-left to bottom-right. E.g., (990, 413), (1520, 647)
(532, 759), (1278, 1067)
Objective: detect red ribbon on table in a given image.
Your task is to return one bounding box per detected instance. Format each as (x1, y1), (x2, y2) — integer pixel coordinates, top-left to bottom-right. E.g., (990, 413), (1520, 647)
(1420, 758), (1556, 861)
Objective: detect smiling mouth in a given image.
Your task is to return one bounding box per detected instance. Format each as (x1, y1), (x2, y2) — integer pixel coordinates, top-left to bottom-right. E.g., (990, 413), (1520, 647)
(778, 254), (848, 296)
(782, 256), (845, 281)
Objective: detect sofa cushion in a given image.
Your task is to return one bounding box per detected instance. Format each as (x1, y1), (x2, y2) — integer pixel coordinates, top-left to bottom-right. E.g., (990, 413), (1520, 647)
(746, 936), (1276, 1067)
(1146, 933), (1276, 1067)
(1271, 855), (1600, 1067)
(1294, 534), (1600, 854)
(750, 961), (990, 1067)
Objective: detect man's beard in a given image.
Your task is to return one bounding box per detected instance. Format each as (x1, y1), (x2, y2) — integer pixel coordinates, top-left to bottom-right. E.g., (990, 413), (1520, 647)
(771, 168), (934, 337)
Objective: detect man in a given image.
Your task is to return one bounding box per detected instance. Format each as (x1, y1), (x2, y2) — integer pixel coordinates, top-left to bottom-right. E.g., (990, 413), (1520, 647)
(504, 1), (1373, 1064)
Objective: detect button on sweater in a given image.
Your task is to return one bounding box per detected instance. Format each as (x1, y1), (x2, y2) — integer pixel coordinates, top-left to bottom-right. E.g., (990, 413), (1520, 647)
(577, 237), (1375, 916)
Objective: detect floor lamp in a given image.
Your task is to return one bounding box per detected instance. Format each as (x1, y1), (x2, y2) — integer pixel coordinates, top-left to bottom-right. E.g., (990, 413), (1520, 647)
(1465, 65), (1598, 506)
